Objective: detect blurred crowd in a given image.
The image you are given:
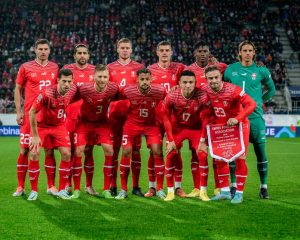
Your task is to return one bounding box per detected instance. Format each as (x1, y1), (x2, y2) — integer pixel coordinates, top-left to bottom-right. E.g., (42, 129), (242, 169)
(0, 0), (296, 113)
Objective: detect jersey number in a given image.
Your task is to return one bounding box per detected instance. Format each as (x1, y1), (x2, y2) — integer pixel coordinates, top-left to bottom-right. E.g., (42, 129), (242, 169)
(213, 107), (226, 117)
(57, 109), (65, 119)
(120, 78), (126, 87)
(39, 80), (51, 90)
(20, 133), (30, 145)
(182, 113), (191, 122)
(139, 109), (148, 117)
(161, 83), (170, 92)
(122, 135), (128, 145)
(96, 105), (103, 114)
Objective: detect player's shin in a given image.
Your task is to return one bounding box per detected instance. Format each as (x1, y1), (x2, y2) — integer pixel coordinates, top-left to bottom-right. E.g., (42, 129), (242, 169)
(103, 155), (114, 190)
(198, 151), (208, 190)
(119, 157), (131, 191)
(235, 158), (248, 192)
(59, 160), (71, 191)
(16, 153), (28, 188)
(131, 149), (141, 188)
(191, 150), (200, 189)
(154, 155), (165, 191)
(84, 147), (94, 187)
(28, 159), (40, 192)
(45, 155), (56, 188)
(165, 151), (177, 190)
(72, 156), (83, 191)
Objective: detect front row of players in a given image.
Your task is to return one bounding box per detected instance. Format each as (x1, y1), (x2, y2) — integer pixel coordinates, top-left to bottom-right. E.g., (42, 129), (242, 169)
(22, 64), (256, 203)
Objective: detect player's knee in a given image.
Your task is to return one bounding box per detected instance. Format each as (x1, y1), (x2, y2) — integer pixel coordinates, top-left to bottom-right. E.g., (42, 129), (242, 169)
(84, 145), (93, 156)
(44, 148), (54, 157)
(75, 146), (84, 157)
(20, 147), (29, 156)
(30, 151), (40, 160)
(103, 145), (114, 156)
(122, 147), (132, 158)
(61, 150), (71, 161)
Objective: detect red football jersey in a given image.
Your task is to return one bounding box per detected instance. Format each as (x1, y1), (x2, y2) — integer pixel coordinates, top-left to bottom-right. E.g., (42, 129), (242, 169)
(33, 84), (77, 127)
(63, 63), (95, 120)
(107, 60), (144, 87)
(120, 84), (166, 126)
(148, 62), (186, 92)
(16, 60), (58, 112)
(188, 62), (227, 88)
(77, 82), (119, 123)
(164, 88), (208, 130)
(204, 82), (256, 124)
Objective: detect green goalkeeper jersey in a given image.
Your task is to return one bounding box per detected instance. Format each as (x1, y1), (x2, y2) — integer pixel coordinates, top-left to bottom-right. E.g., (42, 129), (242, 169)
(224, 62), (275, 119)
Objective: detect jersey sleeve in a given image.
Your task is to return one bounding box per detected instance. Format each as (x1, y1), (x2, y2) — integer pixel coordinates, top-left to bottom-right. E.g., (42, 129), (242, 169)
(234, 88), (256, 122)
(260, 67), (276, 103)
(15, 64), (26, 86)
(32, 92), (46, 112)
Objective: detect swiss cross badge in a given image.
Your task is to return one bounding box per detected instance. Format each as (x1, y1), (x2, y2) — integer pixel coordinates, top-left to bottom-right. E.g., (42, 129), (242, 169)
(251, 73), (256, 80)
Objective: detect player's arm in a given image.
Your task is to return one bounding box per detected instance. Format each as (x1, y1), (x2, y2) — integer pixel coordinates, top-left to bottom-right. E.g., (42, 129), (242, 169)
(235, 92), (256, 123)
(14, 83), (24, 125)
(223, 67), (231, 83)
(261, 67), (276, 103)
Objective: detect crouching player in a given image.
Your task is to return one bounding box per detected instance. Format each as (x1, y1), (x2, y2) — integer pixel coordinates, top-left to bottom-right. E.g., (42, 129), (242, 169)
(199, 65), (256, 204)
(71, 64), (119, 199)
(163, 70), (211, 201)
(28, 69), (77, 200)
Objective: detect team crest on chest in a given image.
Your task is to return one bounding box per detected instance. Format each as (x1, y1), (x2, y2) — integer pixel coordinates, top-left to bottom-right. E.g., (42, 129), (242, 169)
(89, 75), (93, 81)
(31, 72), (37, 77)
(223, 100), (228, 106)
(172, 74), (176, 81)
(131, 71), (136, 77)
(251, 73), (257, 80)
(152, 102), (156, 108)
(51, 73), (55, 79)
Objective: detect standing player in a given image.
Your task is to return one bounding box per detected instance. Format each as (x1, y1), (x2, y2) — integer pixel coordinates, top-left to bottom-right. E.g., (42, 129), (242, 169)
(115, 68), (167, 200)
(63, 43), (97, 195)
(13, 39), (58, 197)
(147, 41), (187, 198)
(107, 38), (144, 197)
(28, 69), (77, 200)
(199, 65), (256, 204)
(224, 40), (275, 199)
(71, 65), (119, 199)
(188, 41), (228, 197)
(163, 70), (210, 201)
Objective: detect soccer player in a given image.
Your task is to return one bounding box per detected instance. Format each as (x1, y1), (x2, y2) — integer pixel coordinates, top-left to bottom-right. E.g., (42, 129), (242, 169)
(147, 41), (187, 198)
(13, 39), (59, 197)
(63, 43), (97, 195)
(28, 69), (77, 200)
(188, 41), (228, 197)
(163, 70), (210, 201)
(199, 65), (256, 204)
(71, 64), (119, 199)
(107, 38), (144, 197)
(224, 40), (275, 199)
(115, 68), (167, 200)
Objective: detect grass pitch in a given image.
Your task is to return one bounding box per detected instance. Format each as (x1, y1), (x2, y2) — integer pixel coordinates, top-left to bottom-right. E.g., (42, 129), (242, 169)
(0, 137), (299, 239)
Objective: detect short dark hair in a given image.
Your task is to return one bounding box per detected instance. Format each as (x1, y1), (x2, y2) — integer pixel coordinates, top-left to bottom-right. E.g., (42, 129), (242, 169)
(58, 69), (73, 79)
(156, 41), (172, 50)
(137, 68), (151, 76)
(180, 70), (196, 80)
(193, 41), (209, 51)
(74, 43), (89, 54)
(34, 39), (50, 48)
(204, 65), (221, 76)
(95, 64), (108, 72)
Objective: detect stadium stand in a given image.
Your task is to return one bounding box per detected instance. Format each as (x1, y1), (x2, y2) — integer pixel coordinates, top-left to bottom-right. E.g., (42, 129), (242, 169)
(0, 0), (298, 113)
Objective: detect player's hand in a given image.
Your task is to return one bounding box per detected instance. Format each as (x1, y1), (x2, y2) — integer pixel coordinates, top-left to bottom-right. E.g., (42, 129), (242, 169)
(30, 136), (41, 154)
(209, 55), (218, 64)
(198, 142), (208, 152)
(227, 118), (238, 126)
(16, 112), (24, 125)
(166, 141), (177, 155)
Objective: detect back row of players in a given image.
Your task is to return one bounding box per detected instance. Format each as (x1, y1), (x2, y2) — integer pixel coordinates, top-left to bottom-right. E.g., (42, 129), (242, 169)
(13, 38), (275, 203)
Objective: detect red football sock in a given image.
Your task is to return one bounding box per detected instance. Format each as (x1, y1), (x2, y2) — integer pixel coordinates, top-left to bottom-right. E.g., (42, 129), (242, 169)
(174, 153), (183, 184)
(16, 153), (28, 188)
(154, 156), (164, 191)
(119, 157), (130, 191)
(213, 158), (220, 188)
(131, 149), (141, 188)
(59, 161), (71, 191)
(45, 155), (56, 188)
(165, 151), (177, 188)
(84, 154), (94, 187)
(198, 151), (208, 188)
(72, 156), (82, 191)
(191, 150), (200, 189)
(216, 161), (230, 189)
(147, 153), (156, 182)
(111, 138), (121, 188)
(28, 160), (40, 192)
(235, 158), (248, 192)
(103, 155), (114, 190)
